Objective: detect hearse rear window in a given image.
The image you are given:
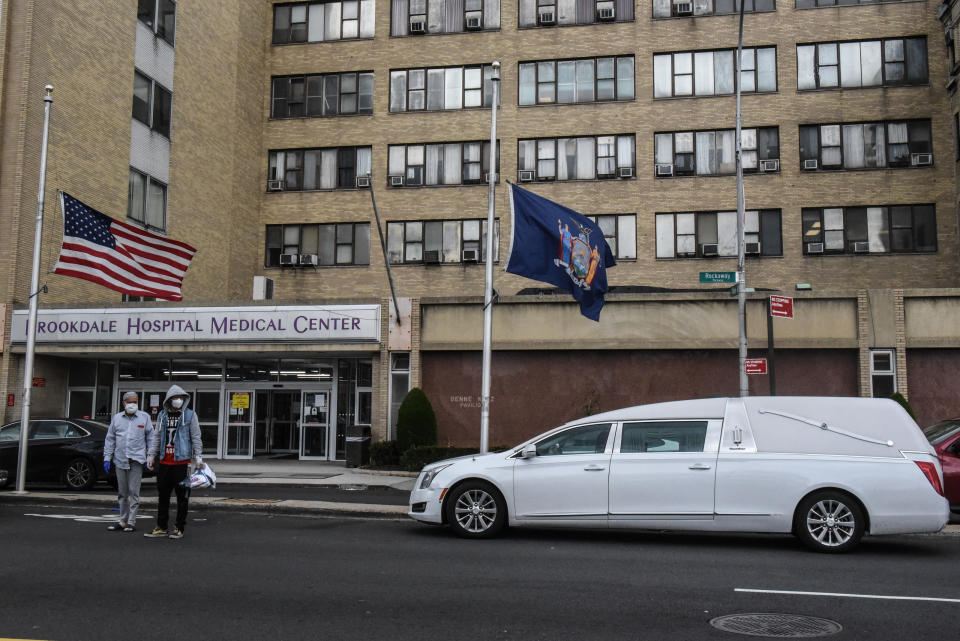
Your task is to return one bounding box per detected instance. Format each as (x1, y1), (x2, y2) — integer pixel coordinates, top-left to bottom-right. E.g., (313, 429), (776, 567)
(621, 421), (708, 453)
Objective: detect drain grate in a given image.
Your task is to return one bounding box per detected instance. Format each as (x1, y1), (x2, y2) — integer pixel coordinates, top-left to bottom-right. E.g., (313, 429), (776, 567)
(710, 613), (842, 638)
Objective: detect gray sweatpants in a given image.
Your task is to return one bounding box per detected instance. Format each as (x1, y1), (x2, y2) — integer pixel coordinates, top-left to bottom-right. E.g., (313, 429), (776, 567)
(116, 461), (144, 525)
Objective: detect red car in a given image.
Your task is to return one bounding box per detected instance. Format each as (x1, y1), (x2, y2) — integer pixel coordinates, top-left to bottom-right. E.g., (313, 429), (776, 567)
(923, 419), (960, 515)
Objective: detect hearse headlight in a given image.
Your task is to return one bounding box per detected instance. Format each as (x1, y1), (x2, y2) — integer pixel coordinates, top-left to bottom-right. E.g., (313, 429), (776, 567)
(419, 464), (453, 489)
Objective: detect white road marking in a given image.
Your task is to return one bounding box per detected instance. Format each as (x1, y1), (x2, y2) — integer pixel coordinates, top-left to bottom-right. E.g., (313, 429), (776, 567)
(24, 512), (150, 523)
(736, 588), (960, 604)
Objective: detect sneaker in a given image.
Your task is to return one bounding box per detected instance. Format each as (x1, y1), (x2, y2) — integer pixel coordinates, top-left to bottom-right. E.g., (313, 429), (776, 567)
(144, 528), (168, 538)
(168, 529), (183, 539)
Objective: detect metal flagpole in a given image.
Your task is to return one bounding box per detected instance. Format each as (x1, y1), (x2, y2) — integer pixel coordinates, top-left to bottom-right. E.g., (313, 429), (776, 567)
(479, 61), (500, 454)
(735, 5), (748, 398)
(15, 85), (53, 493)
(368, 185), (402, 326)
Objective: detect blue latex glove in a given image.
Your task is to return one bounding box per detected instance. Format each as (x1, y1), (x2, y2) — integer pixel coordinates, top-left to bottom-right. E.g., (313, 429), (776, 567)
(103, 461), (111, 474)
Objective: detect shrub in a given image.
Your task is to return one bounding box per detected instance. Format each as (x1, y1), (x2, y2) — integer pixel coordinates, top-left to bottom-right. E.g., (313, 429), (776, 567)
(890, 392), (916, 421)
(368, 440), (401, 467)
(396, 387), (438, 452)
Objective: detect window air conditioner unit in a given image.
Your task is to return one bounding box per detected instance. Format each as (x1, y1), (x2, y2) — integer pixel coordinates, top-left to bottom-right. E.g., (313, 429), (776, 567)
(252, 276), (274, 301)
(618, 167), (634, 178)
(656, 164), (674, 176)
(806, 242), (824, 254)
(745, 242), (761, 255)
(760, 159), (779, 172)
(597, 7), (615, 21)
(389, 175), (404, 186)
(355, 176), (371, 188)
(803, 159), (819, 170)
(466, 16), (482, 30)
(484, 172), (495, 182)
(423, 249), (441, 264)
(853, 241), (870, 253)
(674, 2), (694, 15)
(538, 11), (556, 25)
(409, 20), (426, 33)
(461, 248), (479, 262)
(279, 253), (299, 266)
(298, 253), (319, 266)
(518, 170), (534, 182)
(701, 243), (719, 257)
(911, 153), (933, 166)
(267, 180), (285, 191)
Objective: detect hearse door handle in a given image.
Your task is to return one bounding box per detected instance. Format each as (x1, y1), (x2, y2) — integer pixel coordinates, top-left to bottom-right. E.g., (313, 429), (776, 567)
(688, 463), (712, 470)
(584, 465), (606, 471)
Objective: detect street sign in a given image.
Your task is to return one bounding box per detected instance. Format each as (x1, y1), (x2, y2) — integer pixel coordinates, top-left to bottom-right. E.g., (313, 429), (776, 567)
(744, 358), (768, 375)
(700, 271), (738, 284)
(769, 295), (794, 319)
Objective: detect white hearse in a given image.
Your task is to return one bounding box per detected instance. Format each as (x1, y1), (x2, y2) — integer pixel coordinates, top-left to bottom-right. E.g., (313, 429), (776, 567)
(408, 397), (949, 552)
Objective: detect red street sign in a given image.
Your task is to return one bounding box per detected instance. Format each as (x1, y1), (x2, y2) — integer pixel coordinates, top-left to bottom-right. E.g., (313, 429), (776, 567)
(32, 377), (46, 388)
(769, 295), (794, 319)
(6, 394), (14, 407)
(745, 358), (768, 375)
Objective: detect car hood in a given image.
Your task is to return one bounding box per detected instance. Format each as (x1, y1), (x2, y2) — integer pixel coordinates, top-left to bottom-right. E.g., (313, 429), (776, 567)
(423, 451), (510, 471)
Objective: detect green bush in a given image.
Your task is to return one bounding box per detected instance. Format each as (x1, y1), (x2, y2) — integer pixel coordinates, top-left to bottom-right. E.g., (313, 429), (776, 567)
(368, 440), (401, 467)
(396, 387), (438, 452)
(890, 392), (916, 421)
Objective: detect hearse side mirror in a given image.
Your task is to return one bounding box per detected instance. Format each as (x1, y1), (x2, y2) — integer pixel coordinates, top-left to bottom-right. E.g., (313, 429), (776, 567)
(520, 445), (537, 459)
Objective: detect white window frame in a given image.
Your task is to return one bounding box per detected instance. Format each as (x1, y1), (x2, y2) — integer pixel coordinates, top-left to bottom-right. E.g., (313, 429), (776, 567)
(869, 349), (897, 398)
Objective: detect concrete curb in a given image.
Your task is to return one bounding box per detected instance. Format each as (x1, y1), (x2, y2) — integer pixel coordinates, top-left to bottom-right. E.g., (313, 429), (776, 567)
(1, 492), (408, 518)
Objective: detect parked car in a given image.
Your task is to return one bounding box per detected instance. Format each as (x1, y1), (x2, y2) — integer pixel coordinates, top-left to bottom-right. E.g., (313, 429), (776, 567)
(0, 418), (113, 490)
(408, 397), (949, 552)
(922, 418), (960, 513)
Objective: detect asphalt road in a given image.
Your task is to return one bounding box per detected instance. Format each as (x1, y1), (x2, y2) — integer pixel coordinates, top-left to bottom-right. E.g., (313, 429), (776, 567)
(1, 504), (958, 641)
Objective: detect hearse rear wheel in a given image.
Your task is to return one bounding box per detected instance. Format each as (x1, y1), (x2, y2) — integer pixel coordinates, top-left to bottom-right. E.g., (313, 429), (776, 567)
(795, 491), (865, 553)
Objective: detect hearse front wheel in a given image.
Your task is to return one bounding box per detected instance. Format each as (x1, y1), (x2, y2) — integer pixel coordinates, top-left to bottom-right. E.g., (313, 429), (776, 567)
(445, 481), (506, 539)
(795, 491), (865, 553)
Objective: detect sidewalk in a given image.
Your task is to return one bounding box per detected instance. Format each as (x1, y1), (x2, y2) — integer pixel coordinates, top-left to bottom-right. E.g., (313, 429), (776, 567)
(1, 459), (418, 518)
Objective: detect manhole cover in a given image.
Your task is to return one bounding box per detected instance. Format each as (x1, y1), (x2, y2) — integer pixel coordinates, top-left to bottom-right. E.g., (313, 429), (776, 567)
(710, 613), (842, 638)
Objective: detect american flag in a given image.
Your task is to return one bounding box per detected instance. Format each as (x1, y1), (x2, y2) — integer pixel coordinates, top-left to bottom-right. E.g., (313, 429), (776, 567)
(53, 192), (197, 301)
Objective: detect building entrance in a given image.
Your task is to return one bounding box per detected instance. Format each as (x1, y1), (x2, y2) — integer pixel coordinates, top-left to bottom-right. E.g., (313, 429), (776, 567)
(255, 390), (300, 456)
(224, 388), (332, 460)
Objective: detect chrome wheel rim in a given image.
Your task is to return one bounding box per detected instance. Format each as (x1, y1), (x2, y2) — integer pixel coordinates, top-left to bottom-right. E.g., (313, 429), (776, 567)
(67, 461), (93, 488)
(453, 489), (498, 534)
(806, 499), (856, 547)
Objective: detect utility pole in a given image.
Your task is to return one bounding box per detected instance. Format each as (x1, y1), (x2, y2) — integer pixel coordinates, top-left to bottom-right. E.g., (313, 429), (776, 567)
(479, 62), (500, 454)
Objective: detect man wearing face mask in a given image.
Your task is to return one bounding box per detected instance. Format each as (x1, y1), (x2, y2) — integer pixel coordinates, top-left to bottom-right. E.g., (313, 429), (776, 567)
(145, 384), (203, 539)
(104, 391), (154, 532)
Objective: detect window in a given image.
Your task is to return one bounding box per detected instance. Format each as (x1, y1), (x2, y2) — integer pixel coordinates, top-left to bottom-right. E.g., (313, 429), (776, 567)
(518, 0), (634, 26)
(620, 421), (708, 453)
(655, 127), (779, 176)
(386, 219), (500, 263)
(656, 209), (782, 258)
(132, 71), (172, 138)
(265, 223), (371, 267)
(535, 423), (612, 456)
(869, 350), (896, 398)
(518, 135), (635, 181)
(519, 56), (634, 105)
(388, 141), (499, 186)
(138, 0), (176, 46)
(267, 147), (372, 190)
(390, 0), (500, 34)
(122, 295), (157, 303)
(127, 168), (166, 232)
(273, 1), (376, 43)
(797, 37), (927, 90)
(389, 64), (498, 112)
(389, 352), (410, 439)
(271, 72), (374, 118)
(33, 421), (89, 440)
(799, 120), (932, 170)
(801, 205), (936, 254)
(653, 0), (775, 18)
(654, 47), (777, 98)
(797, 0), (916, 7)
(588, 214), (636, 259)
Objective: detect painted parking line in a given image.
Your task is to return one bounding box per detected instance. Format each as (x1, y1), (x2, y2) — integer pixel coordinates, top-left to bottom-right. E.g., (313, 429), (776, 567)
(736, 588), (960, 604)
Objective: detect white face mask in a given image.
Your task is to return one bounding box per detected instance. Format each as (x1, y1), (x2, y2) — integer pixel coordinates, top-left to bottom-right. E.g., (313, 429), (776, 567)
(171, 397), (184, 409)
(125, 403), (138, 414)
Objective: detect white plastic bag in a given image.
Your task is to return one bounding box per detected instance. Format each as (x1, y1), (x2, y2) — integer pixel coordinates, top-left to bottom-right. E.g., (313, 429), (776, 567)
(181, 464), (215, 490)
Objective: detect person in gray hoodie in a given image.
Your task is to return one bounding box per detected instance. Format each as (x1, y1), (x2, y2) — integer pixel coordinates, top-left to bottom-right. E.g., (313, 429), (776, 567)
(145, 384), (203, 540)
(104, 391), (154, 532)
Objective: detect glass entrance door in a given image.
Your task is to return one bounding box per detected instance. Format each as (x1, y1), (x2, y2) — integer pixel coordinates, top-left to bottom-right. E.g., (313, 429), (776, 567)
(300, 390), (330, 460)
(225, 390), (254, 459)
